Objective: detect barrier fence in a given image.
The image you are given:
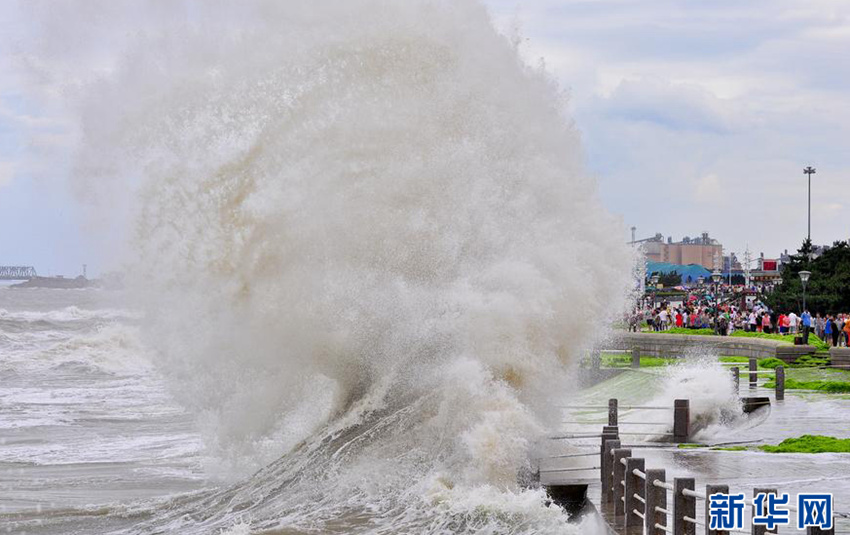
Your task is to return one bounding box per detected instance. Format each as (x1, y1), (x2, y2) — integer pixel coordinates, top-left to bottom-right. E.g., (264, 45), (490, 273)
(545, 393), (841, 533)
(600, 423), (836, 535)
(620, 353), (787, 401)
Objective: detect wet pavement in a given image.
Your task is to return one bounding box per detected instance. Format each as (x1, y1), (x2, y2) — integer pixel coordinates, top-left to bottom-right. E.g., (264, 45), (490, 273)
(542, 365), (850, 531)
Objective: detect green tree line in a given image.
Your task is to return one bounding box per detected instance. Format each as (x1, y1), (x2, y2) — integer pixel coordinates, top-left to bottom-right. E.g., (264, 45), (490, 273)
(767, 239), (850, 314)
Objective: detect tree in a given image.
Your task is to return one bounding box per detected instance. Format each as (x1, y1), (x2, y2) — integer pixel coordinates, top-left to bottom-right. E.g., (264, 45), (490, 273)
(766, 239), (850, 314)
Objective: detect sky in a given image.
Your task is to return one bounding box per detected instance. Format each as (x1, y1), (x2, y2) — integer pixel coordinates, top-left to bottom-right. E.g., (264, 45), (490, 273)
(1, 0), (849, 277)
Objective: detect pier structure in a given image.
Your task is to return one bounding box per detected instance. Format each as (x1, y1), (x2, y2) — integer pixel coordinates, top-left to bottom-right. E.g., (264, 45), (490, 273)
(0, 266), (37, 280)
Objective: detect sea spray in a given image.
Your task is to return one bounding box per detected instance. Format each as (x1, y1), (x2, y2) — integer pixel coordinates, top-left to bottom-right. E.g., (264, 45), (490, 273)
(21, 0), (633, 532)
(645, 354), (745, 441)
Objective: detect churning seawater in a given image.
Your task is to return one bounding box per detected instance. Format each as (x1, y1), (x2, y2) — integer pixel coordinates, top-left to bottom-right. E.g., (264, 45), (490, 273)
(0, 287), (608, 535)
(0, 288), (207, 533)
(7, 1), (636, 533)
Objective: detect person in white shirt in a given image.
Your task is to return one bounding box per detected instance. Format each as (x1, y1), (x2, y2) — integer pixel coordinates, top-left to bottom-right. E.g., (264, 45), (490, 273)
(788, 312), (799, 334)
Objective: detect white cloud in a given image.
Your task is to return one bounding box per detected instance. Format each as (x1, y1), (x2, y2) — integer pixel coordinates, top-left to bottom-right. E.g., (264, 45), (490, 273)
(0, 161), (14, 188)
(695, 174), (722, 203)
(484, 0), (850, 254)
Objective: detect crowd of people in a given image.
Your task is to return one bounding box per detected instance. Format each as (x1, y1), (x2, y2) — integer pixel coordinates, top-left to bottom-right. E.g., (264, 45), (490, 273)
(630, 299), (850, 347)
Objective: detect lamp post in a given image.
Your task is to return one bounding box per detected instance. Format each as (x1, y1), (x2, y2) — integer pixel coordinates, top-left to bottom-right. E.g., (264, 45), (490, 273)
(650, 274), (660, 308)
(711, 269), (723, 333)
(711, 269), (723, 310)
(803, 166), (816, 242)
(799, 270), (811, 312)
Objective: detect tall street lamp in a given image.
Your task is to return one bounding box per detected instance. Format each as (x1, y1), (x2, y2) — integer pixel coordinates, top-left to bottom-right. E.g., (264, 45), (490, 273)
(650, 274), (660, 308)
(799, 270), (811, 311)
(712, 269), (723, 332)
(803, 166), (816, 242)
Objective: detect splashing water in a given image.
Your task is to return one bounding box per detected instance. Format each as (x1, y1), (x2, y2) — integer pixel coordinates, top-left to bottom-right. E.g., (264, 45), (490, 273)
(646, 355), (745, 441)
(18, 0), (634, 532)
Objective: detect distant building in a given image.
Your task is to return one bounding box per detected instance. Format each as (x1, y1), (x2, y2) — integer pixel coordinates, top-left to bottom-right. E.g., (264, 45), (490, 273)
(640, 232), (723, 270)
(779, 244), (832, 265)
(750, 252), (781, 284)
(723, 253), (742, 273)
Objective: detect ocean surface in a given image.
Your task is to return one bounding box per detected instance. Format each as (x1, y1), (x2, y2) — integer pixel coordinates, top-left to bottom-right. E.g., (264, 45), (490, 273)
(0, 287), (209, 533)
(0, 287), (611, 535)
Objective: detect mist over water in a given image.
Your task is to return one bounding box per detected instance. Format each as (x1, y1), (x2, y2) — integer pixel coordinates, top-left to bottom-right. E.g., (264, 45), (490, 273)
(19, 0), (633, 532)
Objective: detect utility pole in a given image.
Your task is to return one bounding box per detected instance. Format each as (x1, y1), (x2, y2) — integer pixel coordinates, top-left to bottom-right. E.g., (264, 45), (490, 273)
(803, 166), (816, 243)
(743, 247), (752, 288)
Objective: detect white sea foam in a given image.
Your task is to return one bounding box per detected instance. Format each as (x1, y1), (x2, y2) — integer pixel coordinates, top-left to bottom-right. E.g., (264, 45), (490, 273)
(0, 306), (139, 323)
(644, 355), (745, 441)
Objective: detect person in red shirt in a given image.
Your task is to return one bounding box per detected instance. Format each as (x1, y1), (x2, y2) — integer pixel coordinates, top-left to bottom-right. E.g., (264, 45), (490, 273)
(676, 311), (683, 328)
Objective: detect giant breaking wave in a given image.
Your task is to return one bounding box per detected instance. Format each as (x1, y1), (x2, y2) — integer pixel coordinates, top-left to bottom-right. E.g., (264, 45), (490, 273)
(25, 0), (633, 532)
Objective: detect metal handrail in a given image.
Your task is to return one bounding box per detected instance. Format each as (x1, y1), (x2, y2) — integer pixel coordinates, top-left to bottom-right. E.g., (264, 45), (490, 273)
(538, 452), (598, 459)
(539, 466), (600, 473)
(562, 421), (671, 426)
(559, 404), (673, 410)
(653, 479), (674, 491)
(682, 488), (706, 500)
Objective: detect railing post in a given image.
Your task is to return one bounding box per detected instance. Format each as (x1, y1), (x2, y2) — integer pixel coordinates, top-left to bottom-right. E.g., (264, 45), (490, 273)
(600, 424), (618, 500)
(604, 439), (621, 504)
(749, 357), (758, 388)
(731, 367), (739, 393)
(674, 477), (696, 535)
(625, 457), (646, 533)
(632, 348), (641, 368)
(646, 468), (667, 535)
(776, 366), (785, 401)
(706, 484), (729, 535)
(613, 448), (632, 522)
(674, 399), (690, 443)
(752, 488), (777, 535)
(609, 398), (619, 426)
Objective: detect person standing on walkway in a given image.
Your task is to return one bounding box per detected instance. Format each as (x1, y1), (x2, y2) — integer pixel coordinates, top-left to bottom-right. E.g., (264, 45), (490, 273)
(830, 316), (840, 347)
(801, 310), (812, 345)
(844, 315), (850, 347)
(826, 316), (835, 346)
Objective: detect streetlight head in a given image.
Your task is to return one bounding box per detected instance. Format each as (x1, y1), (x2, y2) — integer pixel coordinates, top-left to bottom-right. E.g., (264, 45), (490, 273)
(799, 270), (812, 284)
(711, 269), (722, 284)
(803, 166), (816, 175)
